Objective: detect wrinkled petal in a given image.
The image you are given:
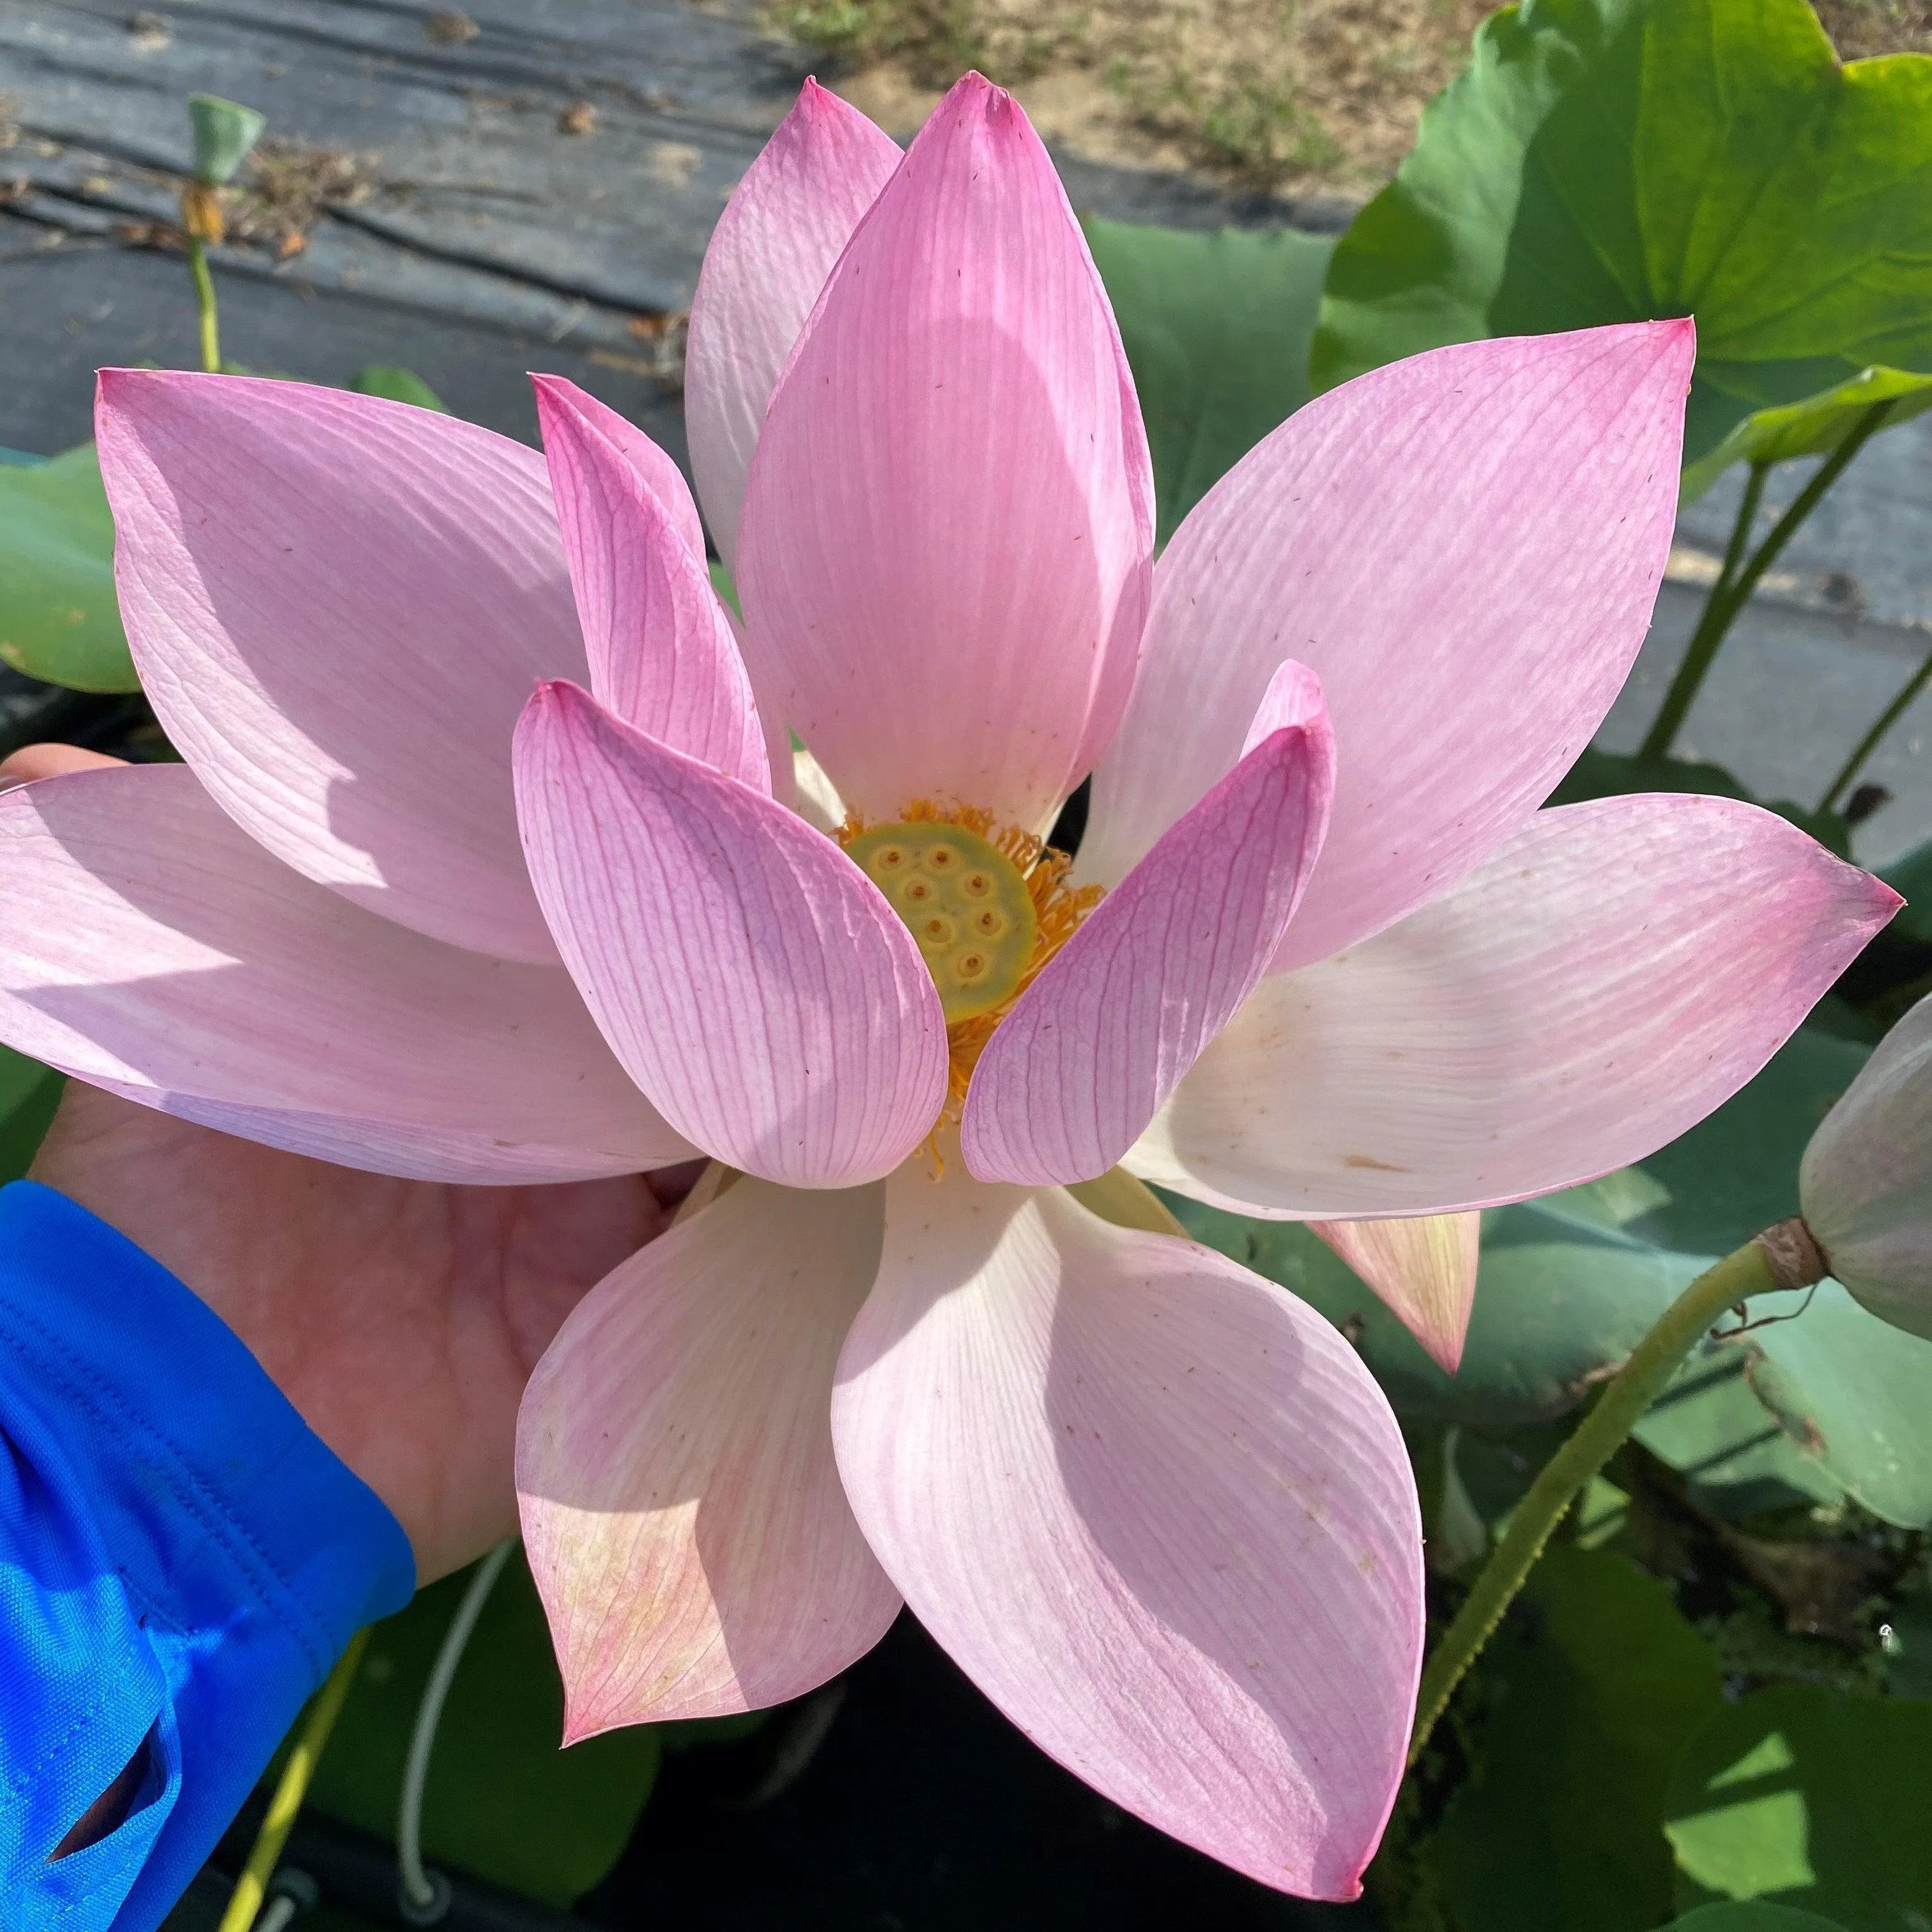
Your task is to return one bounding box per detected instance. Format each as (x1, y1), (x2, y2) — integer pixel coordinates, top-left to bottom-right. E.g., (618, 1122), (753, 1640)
(97, 369), (583, 962)
(832, 1161), (1423, 1898)
(1310, 1215), (1481, 1373)
(530, 374), (705, 560)
(1079, 323), (1696, 974)
(1128, 795), (1899, 1218)
(737, 73), (1154, 834)
(518, 1174), (900, 1733)
(1802, 992), (1932, 1340)
(0, 766), (691, 1181)
(962, 669), (1333, 1184)
(534, 376), (767, 790)
(684, 79), (901, 572)
(514, 682), (947, 1188)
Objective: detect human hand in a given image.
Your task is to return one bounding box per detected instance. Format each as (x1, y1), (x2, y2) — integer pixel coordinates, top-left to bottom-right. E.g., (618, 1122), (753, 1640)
(3, 744), (684, 1584)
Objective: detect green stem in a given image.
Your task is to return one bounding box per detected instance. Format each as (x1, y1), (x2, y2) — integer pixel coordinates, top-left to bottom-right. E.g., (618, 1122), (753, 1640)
(1637, 463), (1766, 760)
(1407, 1237), (1781, 1763)
(217, 1628), (369, 1932)
(1818, 643), (1932, 815)
(1639, 402), (1894, 760)
(187, 235), (221, 374)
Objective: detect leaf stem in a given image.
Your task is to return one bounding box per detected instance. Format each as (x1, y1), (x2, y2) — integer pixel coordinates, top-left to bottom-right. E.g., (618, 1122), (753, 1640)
(186, 235), (221, 374)
(397, 1538), (516, 1916)
(1639, 401), (1894, 760)
(217, 1628), (369, 1932)
(1407, 1234), (1790, 1763)
(1818, 641), (1932, 815)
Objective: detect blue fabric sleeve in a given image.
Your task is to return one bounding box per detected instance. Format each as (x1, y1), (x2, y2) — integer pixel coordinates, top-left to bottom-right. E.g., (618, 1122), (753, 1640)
(0, 1179), (417, 1931)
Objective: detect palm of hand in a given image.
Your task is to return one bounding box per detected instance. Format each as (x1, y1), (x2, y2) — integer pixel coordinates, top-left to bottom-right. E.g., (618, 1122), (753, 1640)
(31, 1084), (669, 1582)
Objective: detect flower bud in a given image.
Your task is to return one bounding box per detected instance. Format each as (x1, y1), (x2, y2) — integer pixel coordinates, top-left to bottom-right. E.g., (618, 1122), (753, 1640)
(1800, 992), (1932, 1340)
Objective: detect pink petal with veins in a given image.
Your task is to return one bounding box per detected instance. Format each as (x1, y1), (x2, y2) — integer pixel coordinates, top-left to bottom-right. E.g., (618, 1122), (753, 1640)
(833, 1163), (1423, 1898)
(1080, 323), (1695, 975)
(1129, 795), (1899, 1217)
(97, 368), (583, 962)
(737, 73), (1153, 833)
(535, 377), (767, 790)
(514, 682), (947, 1187)
(962, 665), (1333, 1183)
(1310, 1215), (1482, 1373)
(519, 1174), (900, 1733)
(530, 374), (705, 559)
(0, 765), (689, 1180)
(684, 79), (901, 571)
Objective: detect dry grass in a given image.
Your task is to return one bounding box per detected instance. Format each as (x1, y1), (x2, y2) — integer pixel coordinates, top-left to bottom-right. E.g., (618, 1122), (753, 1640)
(775, 0), (1931, 195)
(1813, 0), (1932, 54)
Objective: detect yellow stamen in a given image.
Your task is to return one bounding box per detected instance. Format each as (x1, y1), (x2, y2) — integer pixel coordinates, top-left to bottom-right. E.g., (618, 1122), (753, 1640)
(840, 798), (1103, 1117)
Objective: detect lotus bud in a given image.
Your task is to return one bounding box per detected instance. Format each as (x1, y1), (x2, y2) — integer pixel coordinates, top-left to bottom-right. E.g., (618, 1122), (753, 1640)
(1799, 992), (1932, 1340)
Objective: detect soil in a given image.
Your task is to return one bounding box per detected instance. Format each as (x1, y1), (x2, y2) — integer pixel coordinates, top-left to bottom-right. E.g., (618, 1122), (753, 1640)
(780, 0), (1932, 196)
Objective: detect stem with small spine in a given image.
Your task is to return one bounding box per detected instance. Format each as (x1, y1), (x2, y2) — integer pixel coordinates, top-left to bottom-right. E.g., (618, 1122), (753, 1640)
(1407, 1232), (1803, 1762)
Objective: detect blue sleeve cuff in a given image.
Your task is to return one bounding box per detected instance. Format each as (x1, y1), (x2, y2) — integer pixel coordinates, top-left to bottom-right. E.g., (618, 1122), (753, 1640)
(0, 1179), (415, 1931)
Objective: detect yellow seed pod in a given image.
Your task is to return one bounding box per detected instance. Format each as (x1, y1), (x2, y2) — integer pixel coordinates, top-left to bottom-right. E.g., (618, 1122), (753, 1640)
(848, 820), (1038, 1022)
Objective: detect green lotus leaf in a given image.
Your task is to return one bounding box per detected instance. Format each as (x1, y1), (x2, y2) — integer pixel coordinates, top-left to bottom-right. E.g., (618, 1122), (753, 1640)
(1312, 0), (1932, 468)
(1679, 365), (1932, 503)
(1664, 1685), (1932, 1929)
(1084, 218), (1333, 546)
(1435, 1547), (1724, 1932)
(0, 445), (137, 693)
(0, 1045), (62, 1188)
(347, 366), (448, 412)
(1666, 1908), (1853, 1931)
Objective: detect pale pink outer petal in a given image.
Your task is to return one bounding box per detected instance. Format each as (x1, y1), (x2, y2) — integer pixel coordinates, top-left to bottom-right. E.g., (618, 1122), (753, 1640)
(1126, 795), (1901, 1219)
(684, 79), (901, 572)
(832, 1162), (1424, 1899)
(529, 374), (706, 560)
(518, 1174), (901, 1735)
(736, 73), (1154, 834)
(0, 766), (692, 1181)
(96, 369), (584, 963)
(961, 673), (1334, 1185)
(1310, 1215), (1482, 1374)
(534, 377), (768, 790)
(1078, 323), (1696, 974)
(513, 682), (947, 1188)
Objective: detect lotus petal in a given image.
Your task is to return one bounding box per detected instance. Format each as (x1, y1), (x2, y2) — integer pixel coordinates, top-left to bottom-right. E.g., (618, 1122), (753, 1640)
(519, 1174), (900, 1732)
(832, 1162), (1423, 1899)
(0, 765), (689, 1181)
(1310, 1215), (1482, 1373)
(1079, 323), (1695, 976)
(684, 80), (901, 571)
(1128, 795), (1899, 1217)
(97, 369), (586, 962)
(736, 73), (1153, 834)
(534, 376), (767, 789)
(514, 682), (947, 1187)
(962, 670), (1332, 1184)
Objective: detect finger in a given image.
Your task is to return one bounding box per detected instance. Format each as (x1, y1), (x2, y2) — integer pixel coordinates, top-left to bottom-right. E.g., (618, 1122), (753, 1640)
(0, 744), (127, 790)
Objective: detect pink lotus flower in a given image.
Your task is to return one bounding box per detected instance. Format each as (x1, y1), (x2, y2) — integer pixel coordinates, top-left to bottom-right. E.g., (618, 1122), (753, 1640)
(0, 71), (1898, 1901)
